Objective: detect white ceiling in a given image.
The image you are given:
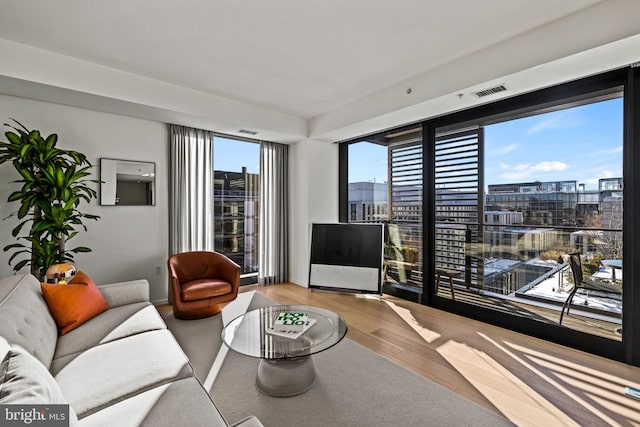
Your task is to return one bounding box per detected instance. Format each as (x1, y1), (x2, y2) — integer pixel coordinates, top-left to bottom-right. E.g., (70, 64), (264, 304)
(0, 0), (639, 143)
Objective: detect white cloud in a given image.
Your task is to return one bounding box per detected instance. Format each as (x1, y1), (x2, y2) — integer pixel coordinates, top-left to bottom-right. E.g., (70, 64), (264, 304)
(582, 171), (614, 188)
(586, 146), (623, 157)
(530, 161), (568, 172)
(490, 143), (518, 155)
(527, 115), (563, 135)
(526, 111), (579, 135)
(575, 166), (622, 190)
(498, 161), (569, 181)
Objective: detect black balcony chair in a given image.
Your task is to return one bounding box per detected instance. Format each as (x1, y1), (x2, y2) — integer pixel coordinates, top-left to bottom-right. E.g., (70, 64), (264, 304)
(559, 252), (622, 325)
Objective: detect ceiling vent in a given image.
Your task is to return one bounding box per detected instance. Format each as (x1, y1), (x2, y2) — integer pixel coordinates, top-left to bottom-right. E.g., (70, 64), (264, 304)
(238, 129), (258, 135)
(473, 84), (507, 98)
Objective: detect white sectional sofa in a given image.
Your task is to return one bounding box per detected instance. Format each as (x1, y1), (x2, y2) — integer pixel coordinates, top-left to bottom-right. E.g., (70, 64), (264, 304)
(0, 273), (262, 427)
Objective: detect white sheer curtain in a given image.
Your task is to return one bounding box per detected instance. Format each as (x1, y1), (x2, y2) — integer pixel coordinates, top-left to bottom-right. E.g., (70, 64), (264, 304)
(259, 141), (289, 285)
(168, 124), (215, 255)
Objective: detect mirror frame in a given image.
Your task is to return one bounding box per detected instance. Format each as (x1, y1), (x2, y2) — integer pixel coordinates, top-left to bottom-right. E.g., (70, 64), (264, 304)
(99, 158), (156, 206)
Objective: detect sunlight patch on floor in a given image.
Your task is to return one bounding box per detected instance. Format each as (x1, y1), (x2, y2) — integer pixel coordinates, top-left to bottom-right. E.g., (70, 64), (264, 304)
(522, 352), (633, 396)
(437, 339), (578, 427)
(506, 342), (638, 389)
(554, 372), (640, 423)
(587, 393), (640, 424)
(382, 298), (577, 425)
(506, 340), (640, 421)
(382, 299), (441, 343)
(202, 291), (255, 392)
(356, 293), (384, 300)
(479, 333), (622, 427)
(222, 291), (256, 326)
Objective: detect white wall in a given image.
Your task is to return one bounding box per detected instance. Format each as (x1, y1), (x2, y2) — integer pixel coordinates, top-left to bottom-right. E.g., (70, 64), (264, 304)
(0, 95), (340, 297)
(0, 94), (170, 303)
(289, 139), (338, 286)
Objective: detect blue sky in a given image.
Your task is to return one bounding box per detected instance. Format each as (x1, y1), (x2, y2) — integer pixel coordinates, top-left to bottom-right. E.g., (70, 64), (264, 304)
(348, 142), (388, 184)
(214, 136), (260, 174)
(349, 97), (623, 191)
(485, 97), (622, 190)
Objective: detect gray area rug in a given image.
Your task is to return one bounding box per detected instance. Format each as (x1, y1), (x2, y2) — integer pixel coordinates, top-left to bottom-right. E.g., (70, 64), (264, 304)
(164, 292), (513, 427)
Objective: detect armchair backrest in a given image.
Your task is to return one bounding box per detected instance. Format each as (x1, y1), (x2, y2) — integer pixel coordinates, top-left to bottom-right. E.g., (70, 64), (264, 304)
(167, 251), (240, 287)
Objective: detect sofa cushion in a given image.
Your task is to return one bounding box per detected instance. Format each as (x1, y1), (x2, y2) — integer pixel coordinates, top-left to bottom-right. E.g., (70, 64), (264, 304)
(52, 329), (194, 418)
(0, 342), (80, 425)
(0, 344), (67, 404)
(0, 274), (58, 367)
(54, 302), (166, 360)
(0, 337), (9, 362)
(97, 279), (150, 308)
(78, 377), (227, 426)
(41, 272), (109, 335)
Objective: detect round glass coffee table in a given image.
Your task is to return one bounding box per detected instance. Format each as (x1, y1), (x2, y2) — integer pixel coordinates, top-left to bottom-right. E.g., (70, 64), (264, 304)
(221, 304), (348, 397)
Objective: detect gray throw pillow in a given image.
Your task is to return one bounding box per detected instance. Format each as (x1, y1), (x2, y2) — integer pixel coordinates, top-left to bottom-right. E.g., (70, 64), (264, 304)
(0, 345), (78, 425)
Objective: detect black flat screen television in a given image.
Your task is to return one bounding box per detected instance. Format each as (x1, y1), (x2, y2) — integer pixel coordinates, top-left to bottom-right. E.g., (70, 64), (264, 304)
(309, 223), (383, 293)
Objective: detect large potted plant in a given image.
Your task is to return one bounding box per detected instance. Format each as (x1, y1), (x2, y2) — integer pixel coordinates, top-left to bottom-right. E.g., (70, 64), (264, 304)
(0, 119), (99, 280)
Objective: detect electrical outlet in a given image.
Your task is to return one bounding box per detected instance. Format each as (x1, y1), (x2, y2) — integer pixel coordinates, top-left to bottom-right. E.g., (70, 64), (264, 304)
(155, 265), (162, 276)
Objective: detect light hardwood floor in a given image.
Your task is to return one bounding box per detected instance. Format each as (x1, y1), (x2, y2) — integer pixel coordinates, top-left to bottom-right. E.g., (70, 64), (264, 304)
(243, 283), (640, 427)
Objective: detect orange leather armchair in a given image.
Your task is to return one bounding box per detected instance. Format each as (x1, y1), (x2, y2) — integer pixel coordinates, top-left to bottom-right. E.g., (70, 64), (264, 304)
(167, 251), (241, 320)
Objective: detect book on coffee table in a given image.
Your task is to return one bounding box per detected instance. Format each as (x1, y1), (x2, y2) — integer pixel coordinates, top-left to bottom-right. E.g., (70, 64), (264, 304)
(266, 316), (316, 339)
(272, 312), (309, 332)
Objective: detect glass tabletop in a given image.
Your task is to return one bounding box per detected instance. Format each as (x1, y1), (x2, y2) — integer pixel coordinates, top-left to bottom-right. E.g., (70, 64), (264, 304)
(221, 305), (348, 360)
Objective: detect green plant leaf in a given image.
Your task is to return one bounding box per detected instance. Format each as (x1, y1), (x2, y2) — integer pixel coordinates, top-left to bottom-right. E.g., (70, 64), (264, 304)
(17, 203), (30, 219)
(17, 168), (34, 181)
(45, 133), (57, 149)
(1, 121), (99, 272)
(13, 259), (29, 272)
(5, 131), (21, 146)
(19, 144), (32, 159)
(70, 247), (92, 253)
(3, 243), (26, 251)
(8, 249), (30, 265)
(61, 187), (71, 201)
(10, 220), (29, 237)
(55, 169), (65, 188)
(7, 191), (23, 202)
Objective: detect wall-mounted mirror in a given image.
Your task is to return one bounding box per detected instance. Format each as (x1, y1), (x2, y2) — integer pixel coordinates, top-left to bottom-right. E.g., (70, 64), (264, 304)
(100, 158), (156, 206)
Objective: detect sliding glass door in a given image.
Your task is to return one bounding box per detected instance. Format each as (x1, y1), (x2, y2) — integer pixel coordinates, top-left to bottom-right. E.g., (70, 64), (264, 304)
(345, 126), (424, 295)
(433, 95), (624, 343)
(340, 66), (640, 365)
(433, 127), (484, 299)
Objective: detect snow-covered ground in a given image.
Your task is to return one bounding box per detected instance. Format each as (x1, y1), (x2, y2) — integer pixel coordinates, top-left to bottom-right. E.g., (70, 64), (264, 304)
(521, 264), (622, 315)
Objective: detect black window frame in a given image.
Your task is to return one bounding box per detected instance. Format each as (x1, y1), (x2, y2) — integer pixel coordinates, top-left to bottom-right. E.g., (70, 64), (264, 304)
(339, 66), (640, 366)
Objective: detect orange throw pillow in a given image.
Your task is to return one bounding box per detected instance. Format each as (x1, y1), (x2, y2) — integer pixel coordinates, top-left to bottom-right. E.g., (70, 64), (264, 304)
(41, 271), (108, 335)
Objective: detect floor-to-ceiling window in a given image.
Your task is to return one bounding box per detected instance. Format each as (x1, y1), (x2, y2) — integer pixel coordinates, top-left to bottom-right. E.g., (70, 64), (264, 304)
(433, 96), (624, 342)
(340, 67), (640, 365)
(213, 136), (260, 283)
(343, 126), (424, 295)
